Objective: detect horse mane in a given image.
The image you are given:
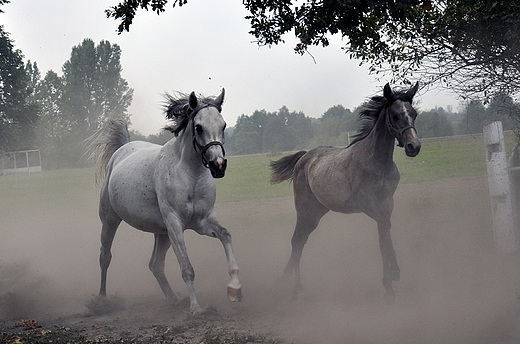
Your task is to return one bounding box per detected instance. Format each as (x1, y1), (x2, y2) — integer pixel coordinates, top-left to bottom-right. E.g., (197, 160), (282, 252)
(163, 92), (222, 136)
(349, 87), (414, 146)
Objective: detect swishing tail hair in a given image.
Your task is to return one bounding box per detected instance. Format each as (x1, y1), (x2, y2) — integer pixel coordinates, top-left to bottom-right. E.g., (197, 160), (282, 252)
(269, 151), (307, 184)
(87, 118), (130, 184)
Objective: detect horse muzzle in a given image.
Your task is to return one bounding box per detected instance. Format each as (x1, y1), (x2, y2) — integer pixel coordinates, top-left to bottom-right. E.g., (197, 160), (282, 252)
(404, 140), (421, 157)
(399, 127), (421, 157)
(208, 157), (227, 178)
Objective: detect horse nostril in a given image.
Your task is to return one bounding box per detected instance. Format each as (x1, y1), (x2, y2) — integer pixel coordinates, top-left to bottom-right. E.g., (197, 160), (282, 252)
(217, 157), (225, 170)
(209, 159), (226, 171)
(405, 142), (421, 156)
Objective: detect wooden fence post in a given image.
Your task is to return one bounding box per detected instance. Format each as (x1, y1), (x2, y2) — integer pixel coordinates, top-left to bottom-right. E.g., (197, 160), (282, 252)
(483, 121), (516, 253)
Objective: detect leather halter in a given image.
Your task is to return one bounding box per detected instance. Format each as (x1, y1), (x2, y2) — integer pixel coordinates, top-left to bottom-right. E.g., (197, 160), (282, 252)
(385, 104), (416, 148)
(190, 104), (226, 168)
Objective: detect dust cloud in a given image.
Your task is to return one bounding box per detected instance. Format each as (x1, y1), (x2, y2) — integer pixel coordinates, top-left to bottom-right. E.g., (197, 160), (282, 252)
(2, 174), (520, 343)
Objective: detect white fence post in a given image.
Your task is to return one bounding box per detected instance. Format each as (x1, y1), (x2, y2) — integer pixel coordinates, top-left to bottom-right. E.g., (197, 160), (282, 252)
(483, 121), (516, 253)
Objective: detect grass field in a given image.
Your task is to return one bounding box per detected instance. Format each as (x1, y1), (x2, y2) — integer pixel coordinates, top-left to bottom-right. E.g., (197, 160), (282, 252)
(216, 132), (517, 202)
(0, 133), (516, 208)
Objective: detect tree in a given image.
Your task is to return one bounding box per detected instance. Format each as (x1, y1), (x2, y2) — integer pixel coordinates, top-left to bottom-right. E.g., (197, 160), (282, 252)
(229, 107), (315, 155)
(415, 110), (453, 138)
(30, 39), (134, 169)
(231, 111), (268, 155)
(459, 100), (487, 135)
(0, 0), (9, 13)
(35, 71), (65, 139)
(375, 1), (520, 99)
(0, 26), (39, 151)
(61, 38), (133, 132)
(309, 104), (357, 146)
(106, 0), (520, 101)
(459, 95), (519, 135)
(277, 106), (314, 148)
(483, 94), (519, 131)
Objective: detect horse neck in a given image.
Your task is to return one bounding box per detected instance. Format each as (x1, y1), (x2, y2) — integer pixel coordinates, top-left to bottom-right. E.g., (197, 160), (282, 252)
(363, 107), (396, 167)
(167, 126), (206, 173)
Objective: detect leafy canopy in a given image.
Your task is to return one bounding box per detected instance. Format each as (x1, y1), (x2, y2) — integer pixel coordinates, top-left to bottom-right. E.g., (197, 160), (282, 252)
(106, 0), (520, 100)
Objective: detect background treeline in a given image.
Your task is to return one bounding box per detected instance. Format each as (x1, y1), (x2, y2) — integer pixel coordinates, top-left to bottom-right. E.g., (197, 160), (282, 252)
(1, 26), (132, 170)
(219, 95), (519, 156)
(133, 96), (520, 157)
(2, 24), (520, 170)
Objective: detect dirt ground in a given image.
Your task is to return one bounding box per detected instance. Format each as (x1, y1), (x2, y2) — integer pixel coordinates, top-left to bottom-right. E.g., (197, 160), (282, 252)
(2, 175), (520, 343)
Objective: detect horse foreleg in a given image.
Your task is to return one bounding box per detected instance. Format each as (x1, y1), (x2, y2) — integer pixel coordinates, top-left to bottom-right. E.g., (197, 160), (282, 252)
(377, 219), (400, 299)
(149, 234), (178, 301)
(215, 226), (242, 302)
(165, 218), (203, 316)
(197, 213), (242, 302)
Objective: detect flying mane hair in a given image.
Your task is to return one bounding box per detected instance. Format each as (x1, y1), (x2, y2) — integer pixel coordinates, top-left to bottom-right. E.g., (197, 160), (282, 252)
(348, 87), (415, 146)
(163, 92), (223, 136)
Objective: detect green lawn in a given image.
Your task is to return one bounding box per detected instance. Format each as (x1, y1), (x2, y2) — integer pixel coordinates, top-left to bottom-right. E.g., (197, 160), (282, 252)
(1, 133), (515, 207)
(394, 132), (516, 184)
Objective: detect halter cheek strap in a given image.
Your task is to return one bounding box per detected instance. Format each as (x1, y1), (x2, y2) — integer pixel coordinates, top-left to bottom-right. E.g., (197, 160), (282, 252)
(193, 137), (226, 168)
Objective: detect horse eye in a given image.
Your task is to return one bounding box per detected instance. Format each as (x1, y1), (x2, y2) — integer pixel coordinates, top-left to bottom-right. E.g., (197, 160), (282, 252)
(195, 124), (203, 133)
(392, 114), (399, 122)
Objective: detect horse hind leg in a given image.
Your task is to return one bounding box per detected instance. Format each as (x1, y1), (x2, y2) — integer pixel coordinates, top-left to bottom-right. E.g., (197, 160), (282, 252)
(99, 212), (122, 297)
(149, 234), (180, 302)
(283, 206), (328, 298)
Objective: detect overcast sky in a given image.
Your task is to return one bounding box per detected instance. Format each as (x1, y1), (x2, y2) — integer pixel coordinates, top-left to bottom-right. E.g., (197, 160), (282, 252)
(3, 0), (458, 135)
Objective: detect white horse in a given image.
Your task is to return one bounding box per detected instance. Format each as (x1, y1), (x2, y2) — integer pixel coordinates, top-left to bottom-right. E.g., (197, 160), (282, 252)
(90, 89), (241, 315)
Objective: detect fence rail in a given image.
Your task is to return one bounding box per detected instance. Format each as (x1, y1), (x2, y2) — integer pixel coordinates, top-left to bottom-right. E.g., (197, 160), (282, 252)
(1, 149), (42, 175)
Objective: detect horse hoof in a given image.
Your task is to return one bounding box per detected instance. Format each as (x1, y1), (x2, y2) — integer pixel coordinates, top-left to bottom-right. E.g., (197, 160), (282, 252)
(227, 285), (242, 302)
(190, 303), (205, 317)
(170, 295), (190, 309)
(85, 294), (125, 315)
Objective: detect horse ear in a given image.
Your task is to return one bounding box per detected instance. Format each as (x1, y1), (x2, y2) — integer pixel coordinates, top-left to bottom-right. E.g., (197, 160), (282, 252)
(383, 83), (393, 100)
(189, 91), (198, 109)
(406, 82), (419, 99)
(215, 88), (225, 107)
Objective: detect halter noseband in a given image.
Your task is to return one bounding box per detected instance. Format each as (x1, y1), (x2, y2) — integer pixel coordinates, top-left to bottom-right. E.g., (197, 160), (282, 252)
(190, 104), (226, 168)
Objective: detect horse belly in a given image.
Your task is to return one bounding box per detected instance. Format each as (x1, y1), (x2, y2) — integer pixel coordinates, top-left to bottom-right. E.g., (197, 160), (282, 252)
(315, 192), (361, 214)
(308, 174), (361, 214)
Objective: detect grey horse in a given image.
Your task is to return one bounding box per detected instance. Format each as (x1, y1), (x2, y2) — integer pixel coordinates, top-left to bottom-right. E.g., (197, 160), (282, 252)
(90, 89), (241, 315)
(270, 83), (421, 300)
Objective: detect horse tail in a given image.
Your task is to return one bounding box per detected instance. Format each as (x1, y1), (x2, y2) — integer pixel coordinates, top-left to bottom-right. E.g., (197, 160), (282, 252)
(87, 118), (130, 184)
(269, 151), (307, 184)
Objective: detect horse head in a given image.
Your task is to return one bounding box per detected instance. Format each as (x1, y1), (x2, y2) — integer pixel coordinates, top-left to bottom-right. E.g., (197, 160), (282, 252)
(190, 89), (227, 178)
(384, 82), (421, 157)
